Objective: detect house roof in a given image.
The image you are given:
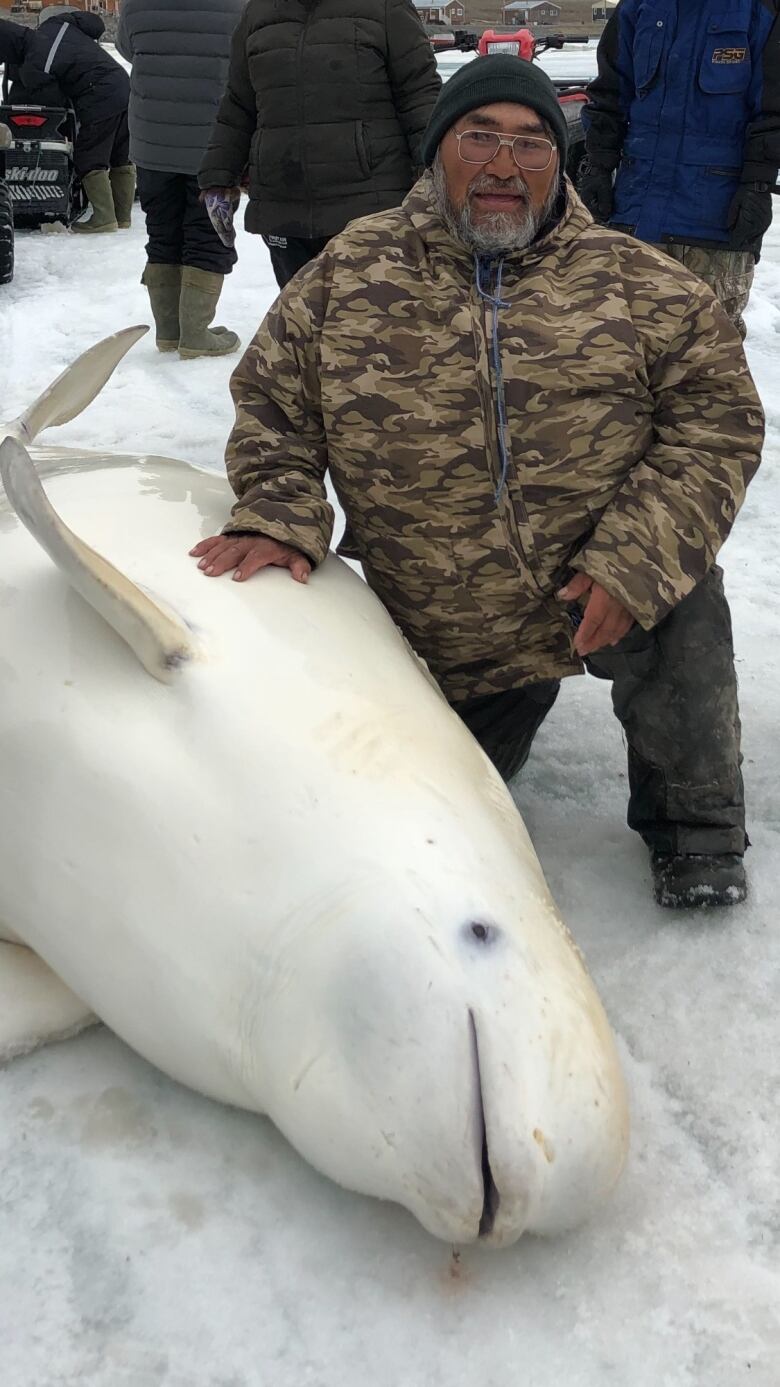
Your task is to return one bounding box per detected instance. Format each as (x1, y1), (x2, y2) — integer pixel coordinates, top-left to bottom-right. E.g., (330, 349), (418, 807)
(504, 1), (561, 11)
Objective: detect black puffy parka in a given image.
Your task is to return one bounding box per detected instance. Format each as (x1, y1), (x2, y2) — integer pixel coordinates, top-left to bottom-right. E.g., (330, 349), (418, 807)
(19, 10), (129, 123)
(197, 0), (441, 238)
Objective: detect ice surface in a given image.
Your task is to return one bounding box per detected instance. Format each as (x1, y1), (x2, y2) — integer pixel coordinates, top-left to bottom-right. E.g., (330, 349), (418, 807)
(1, 43), (778, 1387)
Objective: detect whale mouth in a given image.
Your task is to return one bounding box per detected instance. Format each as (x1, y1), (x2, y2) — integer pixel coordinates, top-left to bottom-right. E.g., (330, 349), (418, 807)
(469, 1009), (500, 1239)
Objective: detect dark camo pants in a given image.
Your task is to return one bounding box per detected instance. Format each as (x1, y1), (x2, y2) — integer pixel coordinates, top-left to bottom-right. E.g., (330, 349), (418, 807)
(651, 244), (755, 339)
(453, 566), (746, 857)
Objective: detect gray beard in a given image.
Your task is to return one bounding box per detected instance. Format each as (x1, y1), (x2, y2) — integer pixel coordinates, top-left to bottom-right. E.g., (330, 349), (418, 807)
(431, 154), (560, 255)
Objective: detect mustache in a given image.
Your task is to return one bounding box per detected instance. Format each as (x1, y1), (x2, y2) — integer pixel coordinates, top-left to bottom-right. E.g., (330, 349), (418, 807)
(468, 175), (530, 199)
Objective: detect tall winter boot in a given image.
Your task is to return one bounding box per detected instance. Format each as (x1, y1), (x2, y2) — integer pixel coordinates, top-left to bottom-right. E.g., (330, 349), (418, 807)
(109, 164), (136, 229)
(141, 262), (183, 352)
(72, 169), (119, 234)
(178, 266), (240, 359)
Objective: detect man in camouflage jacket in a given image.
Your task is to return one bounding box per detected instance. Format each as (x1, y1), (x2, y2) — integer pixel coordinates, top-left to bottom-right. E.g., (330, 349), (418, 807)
(192, 57), (765, 910)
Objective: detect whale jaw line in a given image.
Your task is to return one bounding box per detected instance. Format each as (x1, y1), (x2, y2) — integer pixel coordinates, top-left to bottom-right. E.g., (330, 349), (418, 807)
(470, 1009), (501, 1241)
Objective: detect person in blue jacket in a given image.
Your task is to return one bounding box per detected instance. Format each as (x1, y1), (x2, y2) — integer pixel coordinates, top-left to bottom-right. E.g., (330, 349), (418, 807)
(579, 0), (779, 335)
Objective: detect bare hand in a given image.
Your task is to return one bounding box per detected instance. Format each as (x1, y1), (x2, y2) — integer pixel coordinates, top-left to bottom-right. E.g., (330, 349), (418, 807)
(189, 534), (312, 584)
(557, 573), (634, 657)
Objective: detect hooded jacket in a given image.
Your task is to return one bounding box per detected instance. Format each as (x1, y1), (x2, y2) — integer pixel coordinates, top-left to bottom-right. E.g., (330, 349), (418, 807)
(116, 0), (245, 176)
(197, 0), (441, 238)
(19, 10), (129, 124)
(220, 177), (763, 703)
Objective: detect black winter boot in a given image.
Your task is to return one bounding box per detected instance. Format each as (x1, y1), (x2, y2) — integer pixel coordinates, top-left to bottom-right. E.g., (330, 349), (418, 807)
(651, 853), (747, 909)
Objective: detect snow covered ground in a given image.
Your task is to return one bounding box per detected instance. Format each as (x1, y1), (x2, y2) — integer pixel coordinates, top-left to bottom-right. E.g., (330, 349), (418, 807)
(1, 44), (779, 1387)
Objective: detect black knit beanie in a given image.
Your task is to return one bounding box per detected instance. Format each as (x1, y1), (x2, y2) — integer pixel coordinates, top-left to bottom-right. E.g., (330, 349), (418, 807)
(420, 55), (569, 170)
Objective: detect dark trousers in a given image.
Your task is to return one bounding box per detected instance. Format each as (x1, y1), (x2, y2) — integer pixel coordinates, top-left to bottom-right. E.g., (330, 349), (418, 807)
(262, 234), (330, 289)
(74, 111), (130, 176)
(136, 168), (237, 275)
(453, 566), (746, 858)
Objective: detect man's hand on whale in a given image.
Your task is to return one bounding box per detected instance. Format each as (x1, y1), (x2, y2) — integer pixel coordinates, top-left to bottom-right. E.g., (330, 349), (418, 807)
(190, 534), (312, 584)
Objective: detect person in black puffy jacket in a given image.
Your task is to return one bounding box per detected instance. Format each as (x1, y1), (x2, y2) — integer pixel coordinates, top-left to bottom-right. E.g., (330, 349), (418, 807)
(198, 0), (441, 288)
(20, 7), (133, 234)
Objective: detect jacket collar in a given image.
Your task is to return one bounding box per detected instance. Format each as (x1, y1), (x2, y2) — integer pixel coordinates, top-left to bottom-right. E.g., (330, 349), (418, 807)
(403, 174), (593, 278)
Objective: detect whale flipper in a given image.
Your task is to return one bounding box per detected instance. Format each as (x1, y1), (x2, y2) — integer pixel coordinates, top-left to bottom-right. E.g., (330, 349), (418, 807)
(0, 942), (96, 1062)
(0, 436), (198, 683)
(2, 325), (149, 445)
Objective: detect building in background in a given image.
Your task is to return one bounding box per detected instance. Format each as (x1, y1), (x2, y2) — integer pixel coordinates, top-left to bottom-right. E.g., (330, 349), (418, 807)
(413, 1), (467, 25)
(0, 1), (121, 14)
(502, 2), (562, 23)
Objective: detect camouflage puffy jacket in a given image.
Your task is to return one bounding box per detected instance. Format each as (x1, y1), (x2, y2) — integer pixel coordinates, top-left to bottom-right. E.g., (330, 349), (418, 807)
(224, 177), (764, 702)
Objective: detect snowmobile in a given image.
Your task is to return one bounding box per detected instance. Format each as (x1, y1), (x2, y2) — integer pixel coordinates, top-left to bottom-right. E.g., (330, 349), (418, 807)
(0, 119), (13, 284)
(0, 68), (86, 236)
(433, 28), (592, 182)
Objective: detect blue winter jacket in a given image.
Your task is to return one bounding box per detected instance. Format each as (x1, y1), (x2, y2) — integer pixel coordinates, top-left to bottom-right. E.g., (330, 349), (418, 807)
(582, 0), (780, 245)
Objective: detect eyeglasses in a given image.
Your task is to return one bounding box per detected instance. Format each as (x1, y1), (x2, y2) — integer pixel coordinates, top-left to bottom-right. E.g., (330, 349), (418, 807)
(455, 129), (555, 172)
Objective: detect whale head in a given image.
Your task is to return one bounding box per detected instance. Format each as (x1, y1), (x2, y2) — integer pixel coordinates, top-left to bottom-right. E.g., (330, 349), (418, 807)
(218, 695), (629, 1247)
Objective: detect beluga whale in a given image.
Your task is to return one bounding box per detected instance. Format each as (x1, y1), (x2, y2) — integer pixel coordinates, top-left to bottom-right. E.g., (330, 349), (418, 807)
(0, 328), (629, 1246)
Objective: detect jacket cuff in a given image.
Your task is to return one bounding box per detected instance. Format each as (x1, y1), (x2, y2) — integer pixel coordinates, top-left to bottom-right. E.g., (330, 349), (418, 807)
(740, 161), (779, 186)
(197, 167), (239, 190)
(582, 148), (621, 173)
(223, 510), (330, 568)
(570, 552), (676, 632)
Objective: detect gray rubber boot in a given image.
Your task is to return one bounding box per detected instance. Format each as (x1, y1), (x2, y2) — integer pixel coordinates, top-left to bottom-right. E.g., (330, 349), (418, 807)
(178, 267), (240, 359)
(72, 169), (119, 233)
(109, 164), (136, 229)
(141, 262), (182, 352)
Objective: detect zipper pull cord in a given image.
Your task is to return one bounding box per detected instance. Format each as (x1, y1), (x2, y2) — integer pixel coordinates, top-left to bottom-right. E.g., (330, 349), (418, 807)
(474, 254), (511, 503)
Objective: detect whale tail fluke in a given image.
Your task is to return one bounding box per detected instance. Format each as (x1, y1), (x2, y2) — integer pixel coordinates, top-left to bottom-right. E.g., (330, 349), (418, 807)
(1, 325), (149, 446)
